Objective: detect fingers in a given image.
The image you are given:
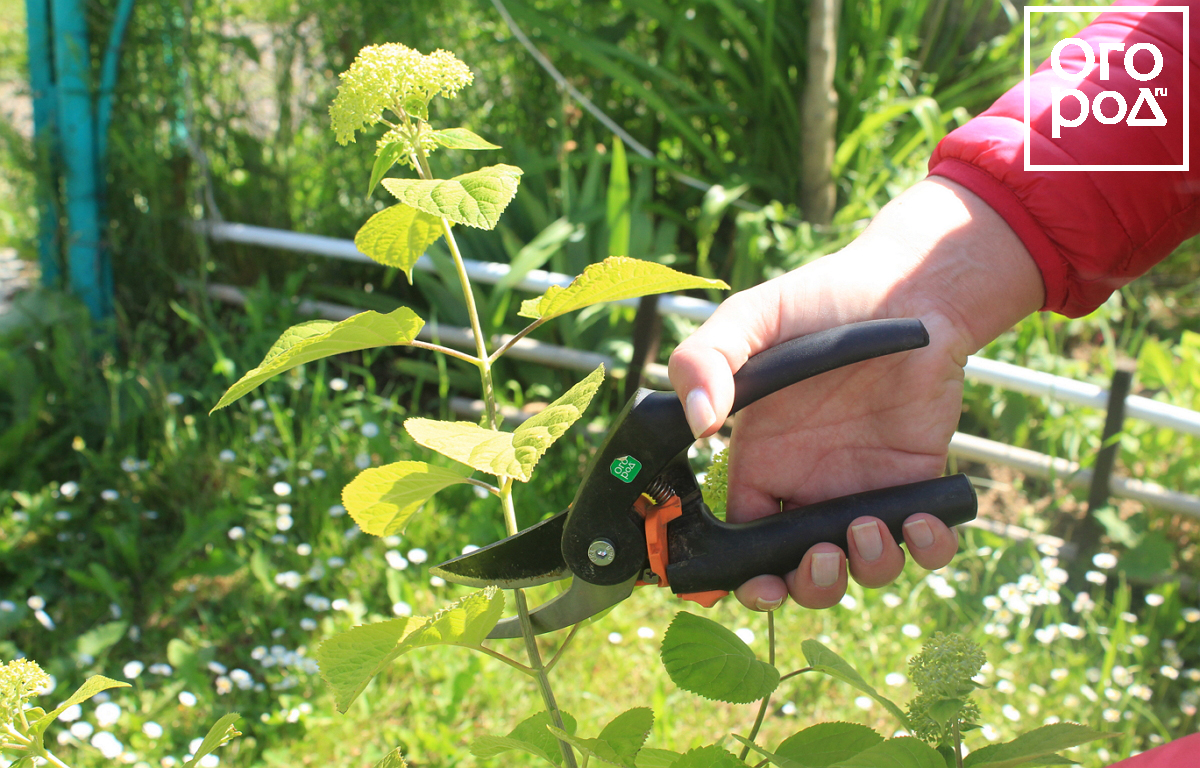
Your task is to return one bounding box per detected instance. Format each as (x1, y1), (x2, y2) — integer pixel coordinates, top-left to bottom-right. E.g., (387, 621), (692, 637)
(901, 513), (959, 570)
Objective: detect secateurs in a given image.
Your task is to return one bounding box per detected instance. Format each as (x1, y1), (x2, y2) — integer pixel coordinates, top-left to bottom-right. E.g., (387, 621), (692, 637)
(430, 318), (978, 638)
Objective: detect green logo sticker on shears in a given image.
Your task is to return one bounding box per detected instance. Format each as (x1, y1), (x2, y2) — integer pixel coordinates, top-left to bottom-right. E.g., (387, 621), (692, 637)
(610, 455), (642, 483)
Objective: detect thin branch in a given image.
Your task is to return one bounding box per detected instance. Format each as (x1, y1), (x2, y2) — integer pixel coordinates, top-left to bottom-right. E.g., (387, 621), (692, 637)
(410, 339), (481, 366)
(465, 477), (501, 496)
(779, 666), (815, 683)
(738, 611), (777, 762)
(473, 645), (534, 675)
(545, 623), (582, 674)
(489, 318), (547, 364)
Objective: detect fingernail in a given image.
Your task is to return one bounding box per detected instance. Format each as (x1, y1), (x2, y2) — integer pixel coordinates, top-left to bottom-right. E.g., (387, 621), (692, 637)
(684, 388), (716, 438)
(811, 552), (840, 587)
(905, 518), (935, 549)
(755, 597), (784, 612)
(852, 522), (883, 562)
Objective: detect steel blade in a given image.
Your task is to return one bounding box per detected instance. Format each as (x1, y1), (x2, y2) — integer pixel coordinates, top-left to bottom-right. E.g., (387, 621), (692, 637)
(487, 574), (639, 638)
(430, 510), (569, 589)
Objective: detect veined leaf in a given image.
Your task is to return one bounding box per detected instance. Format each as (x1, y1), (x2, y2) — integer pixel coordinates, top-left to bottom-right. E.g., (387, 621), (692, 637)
(181, 713), (242, 768)
(607, 137), (631, 259)
(32, 676), (131, 735)
(369, 142), (407, 195)
(211, 308), (424, 413)
(405, 365), (604, 481)
(518, 257), (728, 321)
(382, 164), (522, 230)
(471, 710), (578, 767)
(730, 735), (805, 768)
(342, 461), (474, 537)
(371, 748), (408, 768)
(668, 746), (745, 768)
(776, 723), (883, 767)
(430, 127), (501, 150)
(660, 611), (779, 704)
(802, 639), (909, 727)
(547, 708), (653, 768)
(354, 204), (445, 280)
(317, 588), (503, 713)
(636, 749), (684, 768)
(963, 724), (1111, 768)
(830, 737), (945, 768)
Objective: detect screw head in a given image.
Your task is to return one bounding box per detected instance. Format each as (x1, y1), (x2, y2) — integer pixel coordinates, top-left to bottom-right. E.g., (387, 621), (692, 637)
(587, 539), (616, 566)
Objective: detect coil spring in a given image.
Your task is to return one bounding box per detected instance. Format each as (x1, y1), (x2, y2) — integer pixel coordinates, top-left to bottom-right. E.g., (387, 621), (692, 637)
(643, 476), (674, 506)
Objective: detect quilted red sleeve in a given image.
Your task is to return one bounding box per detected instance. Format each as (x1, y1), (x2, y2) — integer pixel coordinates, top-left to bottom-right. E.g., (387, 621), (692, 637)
(928, 0), (1200, 317)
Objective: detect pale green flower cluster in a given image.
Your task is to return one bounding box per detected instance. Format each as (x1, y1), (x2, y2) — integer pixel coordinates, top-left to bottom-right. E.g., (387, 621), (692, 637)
(701, 449), (729, 518)
(906, 632), (984, 745)
(330, 43), (473, 147)
(0, 658), (50, 725)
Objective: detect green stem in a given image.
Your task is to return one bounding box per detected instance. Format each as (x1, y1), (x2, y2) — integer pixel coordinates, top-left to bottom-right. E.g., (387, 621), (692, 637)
(489, 318), (547, 364)
(738, 611), (777, 762)
(410, 340), (480, 365)
(472, 645), (534, 675)
(465, 477), (501, 497)
(953, 720), (964, 768)
(779, 666), (814, 683)
(545, 623), (582, 674)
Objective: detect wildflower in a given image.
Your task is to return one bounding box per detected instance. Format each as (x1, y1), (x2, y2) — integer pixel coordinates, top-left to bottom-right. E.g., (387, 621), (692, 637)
(58, 704), (82, 722)
(215, 676), (232, 695)
(1131, 634), (1149, 647)
(166, 392), (185, 406)
(607, 632), (623, 644)
(996, 679), (1016, 694)
(300, 618), (317, 631)
(1092, 552), (1118, 569)
(781, 701), (797, 716)
(230, 670), (253, 690)
(275, 571), (302, 590)
(355, 453), (371, 469)
(54, 510), (71, 521)
(275, 514), (293, 532)
(429, 576), (446, 587)
(273, 481), (291, 497)
(329, 504), (346, 518)
(462, 544), (480, 555)
(123, 660), (145, 679)
(71, 721), (94, 739)
(270, 534), (287, 545)
(1002, 704), (1021, 722)
(228, 527), (245, 541)
(1085, 570), (1107, 585)
(1103, 708), (1121, 723)
(1145, 593), (1165, 607)
(149, 663), (172, 676)
(219, 449), (236, 463)
(60, 481), (79, 499)
(35, 610), (55, 630)
(330, 378), (348, 391)
(296, 543), (312, 556)
(1073, 592), (1096, 613)
(362, 423), (380, 438)
(885, 672), (907, 687)
(143, 721), (163, 739)
(208, 661), (228, 675)
(735, 628), (755, 645)
(310, 469), (326, 481)
(1183, 607), (1200, 623)
(95, 702), (122, 727)
(393, 602), (412, 617)
(407, 548), (428, 564)
(327, 557), (345, 568)
(0, 601), (15, 613)
(101, 489), (119, 502)
(637, 627), (655, 640)
(385, 550), (408, 570)
(902, 624), (921, 639)
(855, 696), (873, 710)
(178, 691), (197, 707)
(473, 485), (490, 499)
(1160, 666), (1180, 680)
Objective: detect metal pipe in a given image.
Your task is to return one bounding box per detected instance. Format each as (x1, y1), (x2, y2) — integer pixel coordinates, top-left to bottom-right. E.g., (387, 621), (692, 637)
(25, 0), (59, 287)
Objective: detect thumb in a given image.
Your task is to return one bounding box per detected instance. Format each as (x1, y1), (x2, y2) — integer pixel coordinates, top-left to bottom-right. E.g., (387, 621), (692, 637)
(667, 286), (784, 438)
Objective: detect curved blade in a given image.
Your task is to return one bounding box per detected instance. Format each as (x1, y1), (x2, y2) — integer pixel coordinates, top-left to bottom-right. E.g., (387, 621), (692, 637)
(488, 574), (639, 638)
(430, 510), (569, 589)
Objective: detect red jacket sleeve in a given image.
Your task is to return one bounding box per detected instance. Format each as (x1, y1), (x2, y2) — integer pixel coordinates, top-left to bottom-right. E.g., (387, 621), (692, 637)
(1104, 732), (1200, 767)
(929, 0), (1200, 317)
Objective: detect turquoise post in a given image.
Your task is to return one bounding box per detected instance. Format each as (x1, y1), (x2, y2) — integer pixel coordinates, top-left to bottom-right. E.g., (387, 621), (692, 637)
(25, 0), (59, 288)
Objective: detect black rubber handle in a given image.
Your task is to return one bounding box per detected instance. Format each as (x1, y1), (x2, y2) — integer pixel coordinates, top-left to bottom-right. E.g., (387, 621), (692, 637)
(665, 474), (977, 594)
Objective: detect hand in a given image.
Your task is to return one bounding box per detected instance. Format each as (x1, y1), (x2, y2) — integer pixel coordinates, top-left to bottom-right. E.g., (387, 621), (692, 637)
(668, 178), (1044, 610)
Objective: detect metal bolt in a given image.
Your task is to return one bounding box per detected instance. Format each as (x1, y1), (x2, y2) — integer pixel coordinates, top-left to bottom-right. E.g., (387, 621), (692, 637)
(587, 539), (615, 566)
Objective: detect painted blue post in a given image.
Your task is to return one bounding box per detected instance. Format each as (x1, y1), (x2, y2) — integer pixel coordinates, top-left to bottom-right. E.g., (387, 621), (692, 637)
(25, 0), (59, 288)
(51, 0), (110, 319)
(94, 0), (136, 309)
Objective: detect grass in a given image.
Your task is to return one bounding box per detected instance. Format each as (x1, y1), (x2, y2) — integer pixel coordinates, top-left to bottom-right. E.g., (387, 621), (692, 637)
(3, 279), (1200, 768)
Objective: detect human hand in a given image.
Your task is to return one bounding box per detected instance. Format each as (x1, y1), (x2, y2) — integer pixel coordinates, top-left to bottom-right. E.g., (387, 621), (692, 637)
(668, 178), (1044, 610)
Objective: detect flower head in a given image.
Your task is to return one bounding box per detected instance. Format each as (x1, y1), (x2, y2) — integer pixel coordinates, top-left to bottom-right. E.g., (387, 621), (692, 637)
(330, 44), (473, 146)
(702, 449), (729, 518)
(905, 633), (986, 746)
(1, 659), (51, 725)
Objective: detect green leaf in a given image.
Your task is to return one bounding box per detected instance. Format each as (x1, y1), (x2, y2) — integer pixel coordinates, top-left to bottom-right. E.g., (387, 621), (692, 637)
(637, 749), (684, 768)
(963, 724), (1111, 768)
(211, 308), (424, 413)
(382, 164), (522, 230)
(607, 136), (631, 258)
(317, 588), (503, 712)
(472, 710), (579, 766)
(371, 748), (408, 768)
(776, 723), (884, 767)
(927, 698), (965, 727)
(829, 737), (944, 768)
(369, 142), (407, 196)
(802, 639), (909, 727)
(182, 713), (242, 768)
(660, 611), (779, 704)
(32, 676), (131, 735)
(669, 746), (746, 767)
(729, 736), (805, 768)
(430, 128), (501, 150)
(548, 708), (653, 768)
(518, 256), (728, 321)
(354, 204), (446, 280)
(405, 365), (603, 481)
(343, 461), (474, 536)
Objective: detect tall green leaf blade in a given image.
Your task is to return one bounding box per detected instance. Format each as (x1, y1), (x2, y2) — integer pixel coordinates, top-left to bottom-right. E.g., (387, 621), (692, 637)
(382, 165), (522, 230)
(342, 461), (474, 536)
(801, 640), (909, 726)
(32, 676), (131, 735)
(317, 588), (503, 712)
(547, 708), (653, 768)
(371, 748), (408, 768)
(776, 723), (883, 767)
(660, 611), (779, 704)
(211, 308), (424, 412)
(607, 137), (631, 258)
(181, 713), (242, 768)
(430, 127), (501, 150)
(471, 711), (578, 766)
(669, 746), (746, 767)
(830, 737), (944, 768)
(354, 204), (445, 280)
(963, 724), (1111, 768)
(518, 257), (728, 320)
(369, 142), (407, 195)
(406, 366), (603, 481)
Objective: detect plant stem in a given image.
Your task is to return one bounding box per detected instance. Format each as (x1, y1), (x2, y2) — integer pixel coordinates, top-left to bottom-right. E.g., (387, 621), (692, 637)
(465, 477), (501, 497)
(738, 611), (777, 762)
(779, 667), (814, 683)
(545, 623), (582, 673)
(488, 318), (547, 364)
(953, 720), (964, 768)
(410, 340), (480, 365)
(472, 645), (534, 674)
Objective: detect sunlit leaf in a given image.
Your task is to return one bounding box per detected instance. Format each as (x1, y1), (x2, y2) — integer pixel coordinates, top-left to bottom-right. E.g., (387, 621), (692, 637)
(518, 256), (728, 321)
(547, 708), (653, 768)
(382, 164), (522, 229)
(607, 136), (630, 259)
(343, 461), (474, 536)
(830, 737), (944, 768)
(354, 204), (445, 280)
(802, 639), (909, 726)
(317, 588), (503, 712)
(405, 365), (603, 481)
(430, 127), (501, 150)
(660, 612), (779, 704)
(730, 735), (805, 768)
(211, 308), (424, 413)
(369, 142), (407, 195)
(181, 713), (242, 768)
(371, 748), (408, 768)
(963, 724), (1111, 768)
(636, 749), (684, 768)
(32, 676), (131, 735)
(775, 723), (883, 767)
(472, 711), (578, 766)
(668, 745), (745, 767)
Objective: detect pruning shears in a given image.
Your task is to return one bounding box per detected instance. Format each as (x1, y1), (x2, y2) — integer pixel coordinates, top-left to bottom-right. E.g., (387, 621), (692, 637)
(431, 318), (978, 638)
